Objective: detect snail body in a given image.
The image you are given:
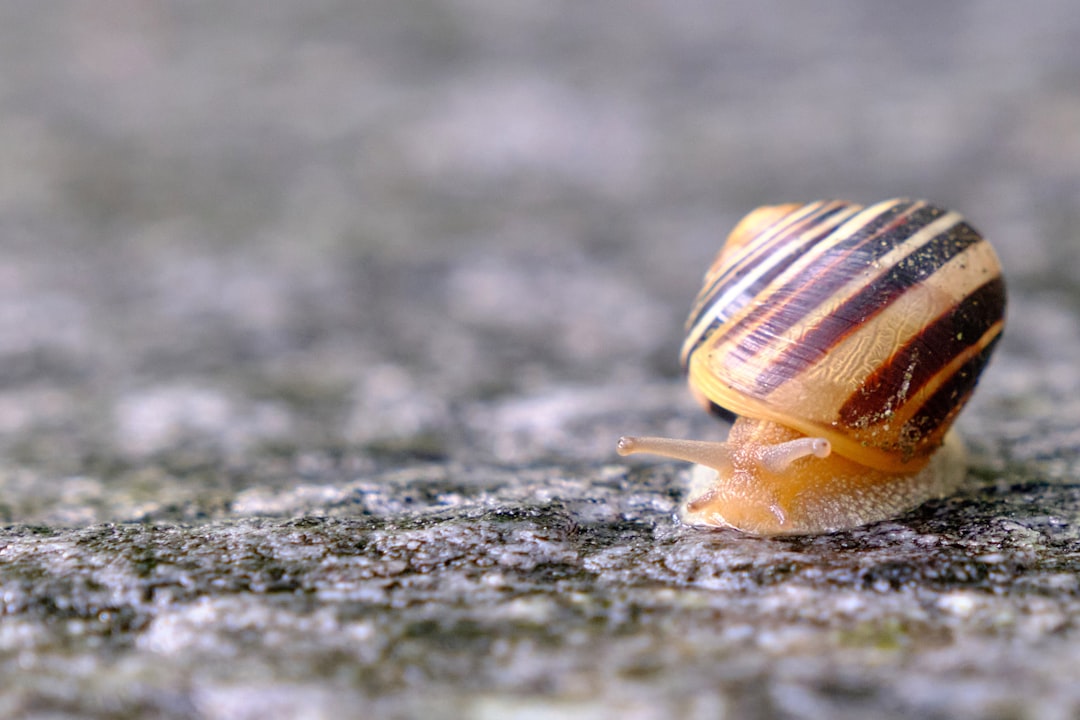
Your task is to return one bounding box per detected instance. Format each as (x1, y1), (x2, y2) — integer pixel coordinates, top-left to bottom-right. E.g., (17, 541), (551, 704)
(618, 199), (1005, 535)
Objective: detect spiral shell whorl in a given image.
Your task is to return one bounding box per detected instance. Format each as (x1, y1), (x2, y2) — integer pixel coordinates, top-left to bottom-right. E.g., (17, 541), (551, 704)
(681, 198), (1006, 473)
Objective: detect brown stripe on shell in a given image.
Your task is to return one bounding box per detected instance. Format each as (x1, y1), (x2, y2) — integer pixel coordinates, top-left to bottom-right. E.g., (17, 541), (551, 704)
(898, 332), (1003, 457)
(707, 200), (930, 372)
(837, 275), (1006, 428)
(685, 203), (814, 328)
(681, 201), (856, 365)
(751, 214), (987, 396)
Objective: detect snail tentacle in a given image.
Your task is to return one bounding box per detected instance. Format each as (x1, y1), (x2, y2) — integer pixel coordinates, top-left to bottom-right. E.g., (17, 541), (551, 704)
(617, 436), (733, 474)
(756, 437), (831, 474)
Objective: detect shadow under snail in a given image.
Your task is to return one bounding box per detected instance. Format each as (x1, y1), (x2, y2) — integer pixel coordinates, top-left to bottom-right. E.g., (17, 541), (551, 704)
(618, 198), (1006, 535)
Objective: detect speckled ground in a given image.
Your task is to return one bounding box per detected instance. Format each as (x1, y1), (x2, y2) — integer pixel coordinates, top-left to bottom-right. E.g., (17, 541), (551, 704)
(1, 2), (1079, 719)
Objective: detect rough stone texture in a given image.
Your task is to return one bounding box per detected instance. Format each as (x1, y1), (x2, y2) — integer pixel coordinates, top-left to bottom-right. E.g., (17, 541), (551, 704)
(0, 2), (1078, 718)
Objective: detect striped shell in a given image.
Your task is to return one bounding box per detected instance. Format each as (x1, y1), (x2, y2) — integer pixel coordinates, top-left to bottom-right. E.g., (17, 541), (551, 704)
(681, 198), (1006, 473)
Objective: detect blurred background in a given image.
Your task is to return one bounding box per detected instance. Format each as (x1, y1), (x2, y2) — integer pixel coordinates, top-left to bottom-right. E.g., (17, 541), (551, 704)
(0, 1), (1078, 505)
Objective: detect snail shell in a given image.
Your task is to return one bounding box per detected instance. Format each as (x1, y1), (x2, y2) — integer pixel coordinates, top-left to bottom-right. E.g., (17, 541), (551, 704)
(618, 199), (1006, 535)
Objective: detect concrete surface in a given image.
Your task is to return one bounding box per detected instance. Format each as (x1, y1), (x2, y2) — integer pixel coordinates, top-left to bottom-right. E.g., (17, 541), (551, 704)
(1, 2), (1079, 718)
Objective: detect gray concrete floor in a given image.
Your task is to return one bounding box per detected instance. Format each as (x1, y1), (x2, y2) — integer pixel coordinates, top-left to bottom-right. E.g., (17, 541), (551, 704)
(1, 2), (1079, 718)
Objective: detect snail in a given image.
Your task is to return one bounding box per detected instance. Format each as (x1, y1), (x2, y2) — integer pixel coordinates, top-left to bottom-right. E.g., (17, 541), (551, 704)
(618, 199), (1005, 535)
